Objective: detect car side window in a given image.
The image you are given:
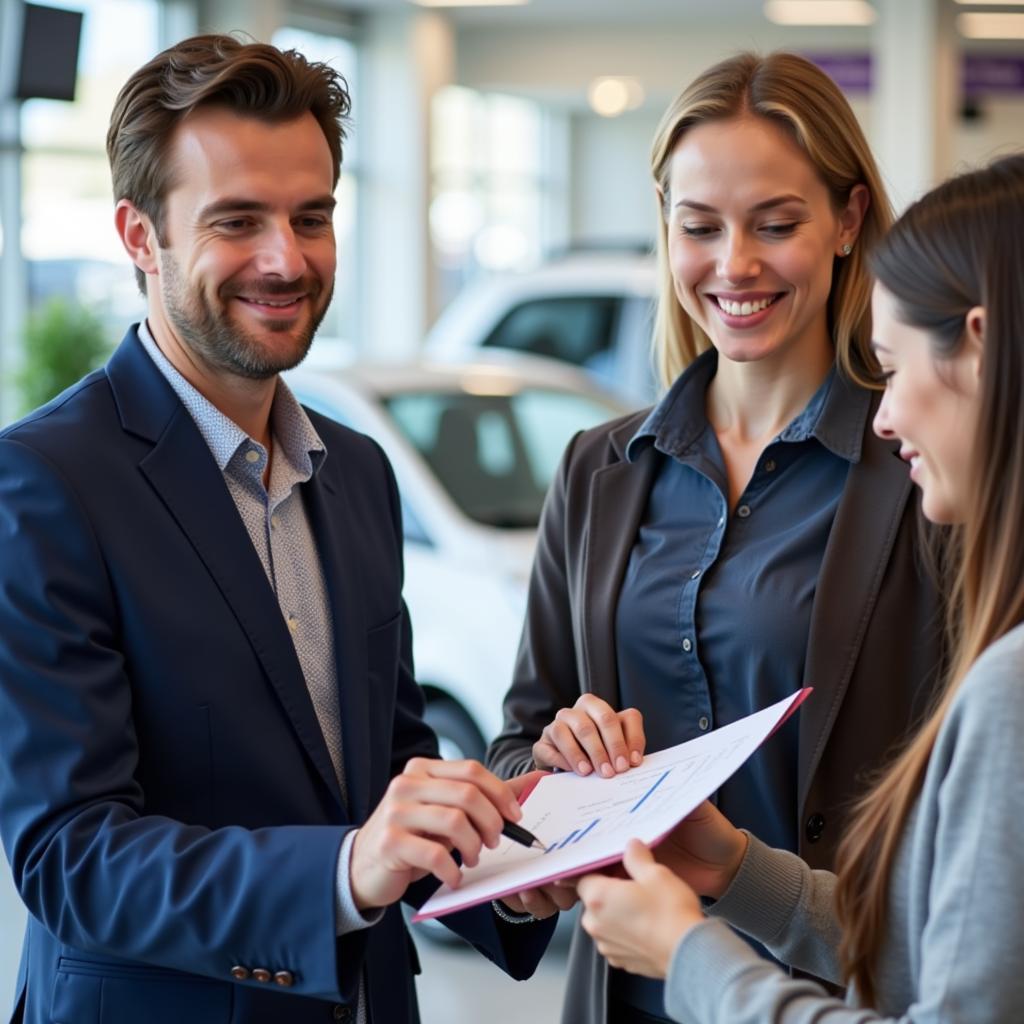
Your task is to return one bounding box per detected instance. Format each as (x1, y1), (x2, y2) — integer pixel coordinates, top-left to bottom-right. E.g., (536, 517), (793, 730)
(482, 296), (619, 367)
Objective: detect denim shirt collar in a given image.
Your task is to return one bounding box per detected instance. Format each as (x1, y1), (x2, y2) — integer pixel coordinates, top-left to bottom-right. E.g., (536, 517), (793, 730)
(626, 348), (869, 465)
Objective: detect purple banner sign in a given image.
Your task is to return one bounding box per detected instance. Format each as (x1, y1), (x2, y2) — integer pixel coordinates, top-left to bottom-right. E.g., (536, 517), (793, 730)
(802, 53), (1024, 97)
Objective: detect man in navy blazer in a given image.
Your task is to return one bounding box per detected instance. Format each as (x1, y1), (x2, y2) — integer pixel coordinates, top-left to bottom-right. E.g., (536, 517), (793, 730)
(0, 34), (556, 1024)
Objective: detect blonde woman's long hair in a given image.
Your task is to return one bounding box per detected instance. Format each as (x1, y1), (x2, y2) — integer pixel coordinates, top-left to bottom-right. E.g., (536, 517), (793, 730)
(834, 153), (1024, 1007)
(649, 52), (892, 388)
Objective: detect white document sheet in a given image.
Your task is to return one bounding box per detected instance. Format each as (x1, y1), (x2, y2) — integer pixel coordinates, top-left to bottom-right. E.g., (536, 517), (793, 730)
(414, 687), (810, 921)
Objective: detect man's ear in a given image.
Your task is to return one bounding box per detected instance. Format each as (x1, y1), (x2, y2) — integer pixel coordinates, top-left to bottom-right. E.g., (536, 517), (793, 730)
(114, 199), (160, 279)
(963, 305), (986, 390)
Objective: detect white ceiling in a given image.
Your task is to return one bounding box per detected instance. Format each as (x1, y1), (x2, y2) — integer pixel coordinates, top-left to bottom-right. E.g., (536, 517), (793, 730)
(338, 0), (774, 26)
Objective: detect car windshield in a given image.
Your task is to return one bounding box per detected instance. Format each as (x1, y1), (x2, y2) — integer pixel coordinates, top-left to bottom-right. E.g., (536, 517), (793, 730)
(384, 388), (619, 528)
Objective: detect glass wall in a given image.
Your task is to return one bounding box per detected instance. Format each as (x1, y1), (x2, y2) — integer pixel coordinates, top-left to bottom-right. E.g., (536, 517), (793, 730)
(20, 0), (159, 344)
(430, 85), (564, 314)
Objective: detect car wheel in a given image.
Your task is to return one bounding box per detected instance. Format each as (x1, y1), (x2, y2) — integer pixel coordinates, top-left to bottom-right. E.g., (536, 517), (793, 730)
(423, 697), (486, 763)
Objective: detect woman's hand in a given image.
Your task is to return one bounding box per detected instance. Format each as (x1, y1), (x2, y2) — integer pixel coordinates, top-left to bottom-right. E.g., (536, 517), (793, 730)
(653, 800), (748, 900)
(577, 840), (704, 979)
(497, 770), (581, 919)
(532, 694), (645, 777)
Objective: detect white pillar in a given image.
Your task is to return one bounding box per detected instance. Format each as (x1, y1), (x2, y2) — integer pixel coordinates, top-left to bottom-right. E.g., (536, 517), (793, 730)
(872, 0), (958, 212)
(360, 10), (454, 358)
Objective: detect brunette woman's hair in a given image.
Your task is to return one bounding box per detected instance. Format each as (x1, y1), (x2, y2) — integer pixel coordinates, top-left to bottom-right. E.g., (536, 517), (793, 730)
(649, 51), (892, 388)
(834, 152), (1024, 1006)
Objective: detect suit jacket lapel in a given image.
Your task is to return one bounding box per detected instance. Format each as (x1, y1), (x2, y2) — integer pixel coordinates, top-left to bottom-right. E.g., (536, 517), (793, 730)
(798, 413), (914, 811)
(581, 421), (659, 704)
(107, 329), (347, 812)
(303, 468), (372, 825)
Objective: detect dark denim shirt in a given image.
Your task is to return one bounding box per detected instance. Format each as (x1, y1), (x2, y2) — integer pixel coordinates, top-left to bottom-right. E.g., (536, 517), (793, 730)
(610, 348), (869, 1017)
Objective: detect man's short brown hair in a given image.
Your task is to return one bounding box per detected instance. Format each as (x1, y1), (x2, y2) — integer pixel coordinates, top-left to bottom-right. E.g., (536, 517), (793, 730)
(107, 33), (351, 293)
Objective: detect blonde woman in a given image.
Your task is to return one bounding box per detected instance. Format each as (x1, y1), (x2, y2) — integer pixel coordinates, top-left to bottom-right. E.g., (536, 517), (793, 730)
(488, 52), (943, 1023)
(577, 152), (1024, 1024)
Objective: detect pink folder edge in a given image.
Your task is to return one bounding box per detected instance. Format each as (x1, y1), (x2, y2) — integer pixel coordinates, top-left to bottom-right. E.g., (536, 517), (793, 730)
(412, 686), (813, 922)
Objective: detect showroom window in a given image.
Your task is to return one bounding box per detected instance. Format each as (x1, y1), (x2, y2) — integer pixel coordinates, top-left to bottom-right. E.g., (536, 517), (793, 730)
(19, 0), (160, 339)
(430, 85), (566, 312)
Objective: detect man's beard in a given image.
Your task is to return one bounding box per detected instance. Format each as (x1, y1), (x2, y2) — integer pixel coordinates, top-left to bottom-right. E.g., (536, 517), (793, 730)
(160, 252), (332, 380)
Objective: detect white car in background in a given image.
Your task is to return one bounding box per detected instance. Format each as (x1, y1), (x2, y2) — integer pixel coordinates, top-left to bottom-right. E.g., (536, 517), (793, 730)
(286, 354), (627, 764)
(426, 250), (658, 405)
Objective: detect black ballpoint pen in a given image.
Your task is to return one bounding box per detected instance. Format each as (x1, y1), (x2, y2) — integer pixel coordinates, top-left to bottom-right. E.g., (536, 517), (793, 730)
(501, 819), (547, 851)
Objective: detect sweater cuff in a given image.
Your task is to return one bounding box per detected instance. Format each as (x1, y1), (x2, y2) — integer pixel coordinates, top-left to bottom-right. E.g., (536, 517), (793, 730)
(706, 831), (805, 945)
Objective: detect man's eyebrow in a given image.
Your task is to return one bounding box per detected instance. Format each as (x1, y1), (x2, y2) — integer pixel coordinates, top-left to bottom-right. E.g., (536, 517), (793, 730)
(674, 194), (809, 214)
(197, 195), (337, 219)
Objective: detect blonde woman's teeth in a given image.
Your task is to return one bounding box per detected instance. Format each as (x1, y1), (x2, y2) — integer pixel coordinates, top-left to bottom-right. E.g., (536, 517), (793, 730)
(716, 296), (775, 316)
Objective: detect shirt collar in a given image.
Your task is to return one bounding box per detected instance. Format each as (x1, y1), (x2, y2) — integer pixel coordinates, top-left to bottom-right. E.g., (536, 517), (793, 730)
(626, 347), (869, 465)
(136, 319), (326, 477)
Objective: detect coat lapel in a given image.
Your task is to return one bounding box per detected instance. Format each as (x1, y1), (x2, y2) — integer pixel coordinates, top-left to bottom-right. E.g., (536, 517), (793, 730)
(580, 421), (659, 704)
(303, 468), (372, 825)
(798, 410), (914, 811)
(107, 330), (347, 812)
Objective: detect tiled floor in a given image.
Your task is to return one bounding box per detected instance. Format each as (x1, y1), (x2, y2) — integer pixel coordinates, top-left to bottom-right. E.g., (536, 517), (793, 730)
(0, 857), (24, 1012)
(414, 917), (571, 1023)
(0, 858), (571, 1022)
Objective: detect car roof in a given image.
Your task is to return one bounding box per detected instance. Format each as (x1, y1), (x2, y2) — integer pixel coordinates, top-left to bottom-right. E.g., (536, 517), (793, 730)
(293, 350), (629, 404)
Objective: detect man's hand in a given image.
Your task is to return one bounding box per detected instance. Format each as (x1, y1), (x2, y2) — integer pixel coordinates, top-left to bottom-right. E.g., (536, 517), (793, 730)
(532, 694), (645, 777)
(350, 758), (522, 911)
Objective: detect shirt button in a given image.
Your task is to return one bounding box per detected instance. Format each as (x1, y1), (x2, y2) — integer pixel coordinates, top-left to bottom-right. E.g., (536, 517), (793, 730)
(273, 970), (294, 987)
(736, 504), (751, 518)
(764, 458), (776, 472)
(251, 967), (271, 983)
(288, 616), (299, 633)
(698, 716), (710, 731)
(682, 637), (692, 652)
(271, 515), (280, 529)
(690, 569), (701, 580)
(245, 449), (260, 464)
(230, 965), (250, 981)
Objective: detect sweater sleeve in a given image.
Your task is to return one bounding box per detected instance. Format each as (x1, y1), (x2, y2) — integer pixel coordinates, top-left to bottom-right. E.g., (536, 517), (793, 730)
(664, 628), (1024, 1024)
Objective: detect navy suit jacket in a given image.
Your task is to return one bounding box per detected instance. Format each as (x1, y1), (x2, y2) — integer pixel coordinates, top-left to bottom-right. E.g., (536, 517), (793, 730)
(0, 329), (552, 1024)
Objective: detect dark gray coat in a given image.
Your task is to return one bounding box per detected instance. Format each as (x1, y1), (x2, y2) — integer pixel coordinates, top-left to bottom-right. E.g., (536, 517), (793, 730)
(487, 395), (944, 1024)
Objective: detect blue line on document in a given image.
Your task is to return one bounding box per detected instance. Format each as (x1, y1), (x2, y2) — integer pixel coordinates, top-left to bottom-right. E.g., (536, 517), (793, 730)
(629, 770), (672, 813)
(556, 829), (580, 850)
(573, 818), (599, 842)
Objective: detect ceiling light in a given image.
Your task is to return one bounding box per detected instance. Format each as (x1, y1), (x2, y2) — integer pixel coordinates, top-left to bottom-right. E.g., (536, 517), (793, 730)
(957, 12), (1024, 37)
(764, 1), (876, 25)
(588, 77), (645, 118)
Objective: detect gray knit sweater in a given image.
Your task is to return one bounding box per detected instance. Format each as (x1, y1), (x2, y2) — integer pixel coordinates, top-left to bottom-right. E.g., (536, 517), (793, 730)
(665, 623), (1024, 1023)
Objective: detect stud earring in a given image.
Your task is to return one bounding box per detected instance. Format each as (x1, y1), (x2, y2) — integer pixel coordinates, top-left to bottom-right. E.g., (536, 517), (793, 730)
(841, 243), (853, 256)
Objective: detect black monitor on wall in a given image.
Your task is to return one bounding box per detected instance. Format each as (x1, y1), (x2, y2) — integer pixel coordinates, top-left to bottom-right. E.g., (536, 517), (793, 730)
(15, 4), (84, 102)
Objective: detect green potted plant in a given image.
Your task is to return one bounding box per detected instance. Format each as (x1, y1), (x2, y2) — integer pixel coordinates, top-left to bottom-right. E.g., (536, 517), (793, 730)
(16, 298), (112, 415)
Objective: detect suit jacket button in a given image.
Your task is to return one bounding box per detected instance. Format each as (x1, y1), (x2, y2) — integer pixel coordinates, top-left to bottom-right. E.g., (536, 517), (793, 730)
(252, 968), (272, 983)
(333, 1005), (353, 1021)
(230, 965), (250, 981)
(805, 812), (826, 843)
(273, 970), (294, 988)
